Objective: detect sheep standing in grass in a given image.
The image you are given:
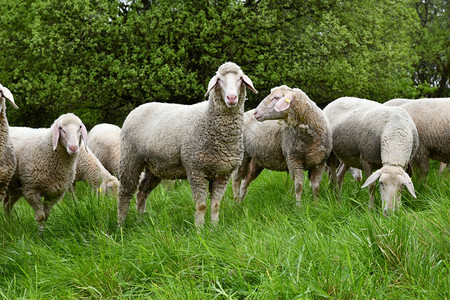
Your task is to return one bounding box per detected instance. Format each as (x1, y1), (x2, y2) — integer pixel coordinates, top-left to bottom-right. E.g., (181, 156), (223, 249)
(71, 143), (120, 198)
(384, 98), (450, 179)
(87, 123), (177, 203)
(0, 84), (18, 203)
(5, 114), (87, 234)
(323, 97), (419, 215)
(87, 123), (121, 176)
(118, 62), (257, 227)
(232, 86), (332, 206)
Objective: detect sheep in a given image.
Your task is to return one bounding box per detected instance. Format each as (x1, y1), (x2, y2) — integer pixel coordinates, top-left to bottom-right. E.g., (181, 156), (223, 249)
(87, 123), (178, 203)
(0, 84), (18, 204)
(384, 98), (450, 179)
(87, 123), (121, 176)
(232, 85), (332, 206)
(323, 97), (419, 215)
(117, 62), (257, 227)
(4, 113), (87, 234)
(70, 142), (120, 198)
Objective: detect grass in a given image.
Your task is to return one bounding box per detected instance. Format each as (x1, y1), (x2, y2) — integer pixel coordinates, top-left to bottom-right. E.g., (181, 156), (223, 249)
(0, 162), (448, 299)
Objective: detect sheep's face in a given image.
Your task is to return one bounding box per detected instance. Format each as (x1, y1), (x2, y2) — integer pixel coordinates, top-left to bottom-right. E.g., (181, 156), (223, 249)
(254, 86), (292, 121)
(205, 63), (257, 108)
(52, 114), (88, 156)
(362, 165), (416, 216)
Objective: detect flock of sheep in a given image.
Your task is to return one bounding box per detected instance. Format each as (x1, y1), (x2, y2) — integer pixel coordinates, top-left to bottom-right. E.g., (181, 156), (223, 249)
(0, 62), (448, 234)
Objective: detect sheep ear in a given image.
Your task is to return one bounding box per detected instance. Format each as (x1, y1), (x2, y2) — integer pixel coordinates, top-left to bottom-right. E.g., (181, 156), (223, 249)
(242, 75), (258, 94)
(361, 169), (382, 188)
(205, 75), (219, 97)
(0, 86), (18, 109)
(52, 123), (60, 151)
(274, 93), (294, 112)
(402, 171), (416, 198)
(80, 124), (88, 146)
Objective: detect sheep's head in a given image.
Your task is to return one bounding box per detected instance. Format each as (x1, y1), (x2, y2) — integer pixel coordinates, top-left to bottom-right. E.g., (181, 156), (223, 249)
(99, 176), (120, 197)
(0, 83), (18, 110)
(253, 85), (294, 121)
(51, 113), (88, 156)
(361, 165), (416, 216)
(205, 62), (257, 108)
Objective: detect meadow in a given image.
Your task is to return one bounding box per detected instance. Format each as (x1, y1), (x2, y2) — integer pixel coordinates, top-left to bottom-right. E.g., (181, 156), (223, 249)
(0, 162), (448, 299)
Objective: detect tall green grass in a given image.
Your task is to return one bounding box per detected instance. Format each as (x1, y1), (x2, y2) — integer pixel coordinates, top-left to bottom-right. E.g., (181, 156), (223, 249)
(1, 162), (448, 299)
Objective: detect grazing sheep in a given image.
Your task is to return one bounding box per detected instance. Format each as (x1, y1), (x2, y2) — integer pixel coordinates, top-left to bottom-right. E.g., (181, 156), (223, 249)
(71, 142), (120, 198)
(232, 85), (332, 206)
(384, 98), (450, 179)
(118, 62), (257, 227)
(323, 97), (419, 215)
(87, 123), (121, 176)
(5, 114), (87, 234)
(0, 84), (18, 204)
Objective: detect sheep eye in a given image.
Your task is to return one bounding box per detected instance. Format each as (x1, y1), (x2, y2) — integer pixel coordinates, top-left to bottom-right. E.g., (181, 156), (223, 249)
(58, 126), (62, 130)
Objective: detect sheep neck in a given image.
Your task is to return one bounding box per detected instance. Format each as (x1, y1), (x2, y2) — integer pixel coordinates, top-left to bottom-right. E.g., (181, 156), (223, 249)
(206, 94), (245, 146)
(285, 95), (328, 142)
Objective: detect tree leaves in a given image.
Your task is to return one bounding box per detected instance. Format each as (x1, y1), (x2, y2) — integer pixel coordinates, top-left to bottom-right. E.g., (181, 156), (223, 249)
(0, 0), (442, 128)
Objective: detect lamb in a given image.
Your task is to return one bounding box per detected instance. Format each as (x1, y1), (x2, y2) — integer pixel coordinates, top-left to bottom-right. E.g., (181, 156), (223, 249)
(71, 142), (120, 198)
(323, 97), (419, 215)
(4, 113), (87, 234)
(117, 62), (257, 227)
(0, 84), (18, 204)
(232, 85), (332, 206)
(384, 98), (450, 179)
(87, 123), (121, 176)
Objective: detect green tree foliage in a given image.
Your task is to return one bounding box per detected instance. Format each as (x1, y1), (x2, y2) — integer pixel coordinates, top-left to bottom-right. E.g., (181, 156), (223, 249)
(412, 0), (449, 97)
(0, 0), (440, 128)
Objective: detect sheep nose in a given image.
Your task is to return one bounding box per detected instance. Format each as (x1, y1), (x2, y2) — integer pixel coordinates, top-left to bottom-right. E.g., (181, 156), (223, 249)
(69, 145), (79, 153)
(227, 95), (237, 102)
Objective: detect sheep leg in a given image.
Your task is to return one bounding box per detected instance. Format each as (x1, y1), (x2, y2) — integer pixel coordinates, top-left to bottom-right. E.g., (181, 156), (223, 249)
(136, 169), (162, 214)
(326, 153), (342, 196)
(361, 160), (376, 211)
(231, 156), (251, 203)
(239, 160), (264, 202)
(22, 190), (46, 234)
(3, 194), (20, 215)
(209, 175), (230, 226)
(187, 173), (208, 228)
(308, 163), (326, 201)
(336, 162), (350, 194)
(117, 154), (145, 226)
(292, 168), (305, 207)
(43, 195), (63, 222)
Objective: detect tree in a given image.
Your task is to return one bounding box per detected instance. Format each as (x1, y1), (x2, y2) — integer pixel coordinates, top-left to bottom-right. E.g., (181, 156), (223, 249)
(412, 0), (449, 97)
(0, 0), (428, 128)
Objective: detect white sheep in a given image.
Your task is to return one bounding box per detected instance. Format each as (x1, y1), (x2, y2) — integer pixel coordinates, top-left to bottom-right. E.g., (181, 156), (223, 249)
(70, 142), (120, 198)
(5, 113), (87, 234)
(0, 84), (18, 204)
(232, 85), (332, 206)
(87, 123), (121, 176)
(118, 62), (257, 227)
(323, 97), (419, 215)
(384, 98), (450, 179)
(87, 123), (179, 207)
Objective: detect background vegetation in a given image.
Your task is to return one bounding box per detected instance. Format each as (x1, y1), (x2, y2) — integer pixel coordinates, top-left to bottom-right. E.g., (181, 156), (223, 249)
(0, 163), (448, 298)
(0, 0), (448, 128)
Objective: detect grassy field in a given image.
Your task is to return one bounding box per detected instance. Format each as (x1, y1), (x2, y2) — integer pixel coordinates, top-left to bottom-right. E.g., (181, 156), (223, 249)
(0, 162), (448, 299)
